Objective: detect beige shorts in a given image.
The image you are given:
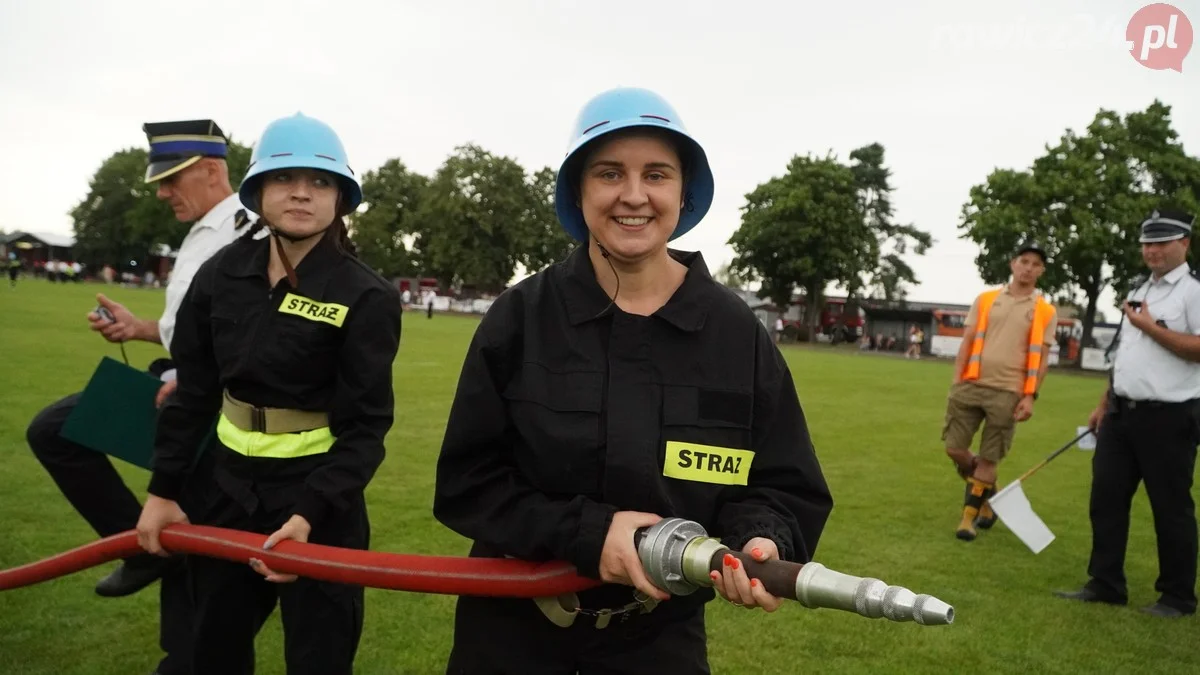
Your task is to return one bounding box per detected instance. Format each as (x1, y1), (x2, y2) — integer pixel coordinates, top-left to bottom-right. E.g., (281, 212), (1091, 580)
(942, 382), (1021, 463)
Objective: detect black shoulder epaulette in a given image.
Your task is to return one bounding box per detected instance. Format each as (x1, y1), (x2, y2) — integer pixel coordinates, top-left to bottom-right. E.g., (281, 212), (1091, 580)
(234, 209), (250, 231)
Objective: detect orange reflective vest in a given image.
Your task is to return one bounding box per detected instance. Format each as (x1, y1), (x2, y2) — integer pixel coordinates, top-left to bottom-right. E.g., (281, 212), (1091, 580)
(962, 288), (1056, 395)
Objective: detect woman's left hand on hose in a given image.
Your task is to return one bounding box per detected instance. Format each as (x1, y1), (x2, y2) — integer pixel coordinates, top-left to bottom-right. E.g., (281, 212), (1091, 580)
(709, 537), (785, 612)
(249, 514), (312, 583)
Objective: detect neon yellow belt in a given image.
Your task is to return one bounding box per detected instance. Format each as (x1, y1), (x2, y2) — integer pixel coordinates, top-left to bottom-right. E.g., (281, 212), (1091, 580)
(217, 391), (334, 459)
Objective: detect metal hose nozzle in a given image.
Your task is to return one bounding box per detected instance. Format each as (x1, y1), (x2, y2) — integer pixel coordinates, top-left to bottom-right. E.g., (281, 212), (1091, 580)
(634, 518), (955, 625)
(794, 562), (954, 625)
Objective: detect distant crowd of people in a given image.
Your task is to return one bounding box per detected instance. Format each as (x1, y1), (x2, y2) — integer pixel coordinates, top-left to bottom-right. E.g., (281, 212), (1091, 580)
(16, 258), (86, 282)
(4, 256), (172, 288)
(858, 324), (924, 357)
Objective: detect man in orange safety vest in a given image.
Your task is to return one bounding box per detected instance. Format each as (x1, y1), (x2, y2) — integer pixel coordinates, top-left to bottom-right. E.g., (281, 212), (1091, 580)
(943, 240), (1058, 541)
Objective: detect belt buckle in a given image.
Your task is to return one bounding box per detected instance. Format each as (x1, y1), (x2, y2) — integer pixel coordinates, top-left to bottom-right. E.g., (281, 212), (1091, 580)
(534, 590), (658, 630)
(592, 608), (613, 629)
(576, 605), (621, 630)
(585, 591), (659, 629)
(251, 406), (267, 432)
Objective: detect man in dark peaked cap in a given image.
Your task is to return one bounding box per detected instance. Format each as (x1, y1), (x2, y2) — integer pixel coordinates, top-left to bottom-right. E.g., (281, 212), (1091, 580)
(143, 119), (230, 181)
(26, 118), (257, 674)
(1057, 209), (1200, 619)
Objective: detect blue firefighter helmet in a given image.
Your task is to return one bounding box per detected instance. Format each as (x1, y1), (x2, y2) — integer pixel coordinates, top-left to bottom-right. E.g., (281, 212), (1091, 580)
(239, 112), (362, 217)
(554, 87), (714, 243)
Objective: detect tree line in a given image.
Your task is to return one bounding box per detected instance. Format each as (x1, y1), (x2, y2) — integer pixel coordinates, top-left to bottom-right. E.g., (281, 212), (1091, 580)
(68, 139), (571, 296)
(727, 142), (934, 341)
(726, 99), (1200, 347)
(957, 99), (1200, 347)
(66, 99), (1199, 347)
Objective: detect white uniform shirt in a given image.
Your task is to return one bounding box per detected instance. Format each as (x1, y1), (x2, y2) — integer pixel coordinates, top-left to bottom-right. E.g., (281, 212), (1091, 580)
(159, 193), (256, 352)
(1112, 262), (1200, 402)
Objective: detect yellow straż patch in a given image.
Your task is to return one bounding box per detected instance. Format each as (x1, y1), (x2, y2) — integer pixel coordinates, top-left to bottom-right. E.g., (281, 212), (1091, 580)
(278, 292), (349, 328)
(663, 441), (755, 486)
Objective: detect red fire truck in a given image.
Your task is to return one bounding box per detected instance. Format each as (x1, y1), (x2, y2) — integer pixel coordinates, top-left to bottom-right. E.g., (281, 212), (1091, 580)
(780, 297), (866, 342)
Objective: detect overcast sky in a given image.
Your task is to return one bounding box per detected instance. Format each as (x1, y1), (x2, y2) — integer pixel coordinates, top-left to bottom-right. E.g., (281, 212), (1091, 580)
(2, 0), (1197, 308)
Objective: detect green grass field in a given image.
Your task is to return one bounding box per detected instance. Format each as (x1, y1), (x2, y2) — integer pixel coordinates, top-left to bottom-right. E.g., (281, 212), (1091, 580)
(0, 279), (1195, 675)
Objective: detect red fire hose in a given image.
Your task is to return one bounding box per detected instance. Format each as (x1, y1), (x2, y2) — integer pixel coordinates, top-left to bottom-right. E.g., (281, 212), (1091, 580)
(2, 519), (956, 625)
(0, 523), (603, 598)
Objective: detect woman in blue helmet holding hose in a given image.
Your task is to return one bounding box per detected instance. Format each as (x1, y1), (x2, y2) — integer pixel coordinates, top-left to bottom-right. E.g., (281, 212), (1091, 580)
(434, 87), (833, 673)
(135, 112), (402, 675)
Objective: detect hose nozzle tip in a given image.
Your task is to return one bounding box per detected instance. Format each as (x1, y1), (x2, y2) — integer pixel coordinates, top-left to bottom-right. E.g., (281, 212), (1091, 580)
(795, 563), (955, 626)
(912, 594), (954, 625)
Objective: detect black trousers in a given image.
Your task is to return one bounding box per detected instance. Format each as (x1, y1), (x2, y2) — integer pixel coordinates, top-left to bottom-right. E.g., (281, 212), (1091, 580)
(187, 461), (369, 675)
(27, 391), (196, 675)
(446, 591), (711, 675)
(1086, 398), (1199, 614)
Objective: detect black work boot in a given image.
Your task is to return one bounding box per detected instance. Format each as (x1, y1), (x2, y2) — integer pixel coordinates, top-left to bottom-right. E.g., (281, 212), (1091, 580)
(975, 484), (998, 529)
(957, 477), (994, 541)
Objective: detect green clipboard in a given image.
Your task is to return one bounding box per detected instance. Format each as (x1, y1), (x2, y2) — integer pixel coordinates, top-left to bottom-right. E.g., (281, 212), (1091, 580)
(60, 356), (217, 471)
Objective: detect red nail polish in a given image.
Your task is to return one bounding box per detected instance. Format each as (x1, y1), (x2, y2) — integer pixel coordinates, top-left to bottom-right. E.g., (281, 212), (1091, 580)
(752, 547), (763, 559)
(723, 554), (734, 567)
(751, 579), (759, 588)
(731, 557), (740, 570)
(710, 571), (719, 581)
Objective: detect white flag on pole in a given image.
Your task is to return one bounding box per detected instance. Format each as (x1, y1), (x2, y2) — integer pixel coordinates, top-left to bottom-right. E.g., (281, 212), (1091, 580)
(1076, 427), (1097, 451)
(989, 480), (1056, 554)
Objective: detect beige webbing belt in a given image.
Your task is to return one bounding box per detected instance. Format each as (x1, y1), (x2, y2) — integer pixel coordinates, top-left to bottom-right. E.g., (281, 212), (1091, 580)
(221, 390), (329, 434)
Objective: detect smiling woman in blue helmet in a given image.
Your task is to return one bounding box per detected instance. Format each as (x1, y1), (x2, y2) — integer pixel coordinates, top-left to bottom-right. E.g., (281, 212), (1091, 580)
(135, 113), (402, 675)
(434, 88), (832, 674)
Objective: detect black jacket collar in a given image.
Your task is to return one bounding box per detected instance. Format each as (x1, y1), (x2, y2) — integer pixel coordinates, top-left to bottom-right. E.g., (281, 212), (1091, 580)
(559, 245), (713, 332)
(223, 229), (344, 290)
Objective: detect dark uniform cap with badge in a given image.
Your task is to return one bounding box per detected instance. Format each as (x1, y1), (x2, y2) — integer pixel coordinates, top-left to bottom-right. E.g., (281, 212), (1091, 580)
(1140, 209), (1195, 243)
(142, 119), (229, 183)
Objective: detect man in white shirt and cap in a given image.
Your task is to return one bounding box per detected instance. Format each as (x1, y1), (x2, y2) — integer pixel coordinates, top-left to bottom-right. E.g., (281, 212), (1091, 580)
(25, 119), (255, 674)
(1056, 209), (1200, 619)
